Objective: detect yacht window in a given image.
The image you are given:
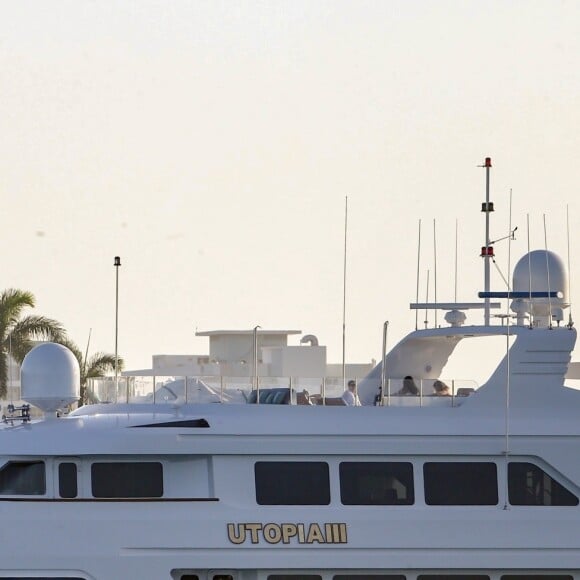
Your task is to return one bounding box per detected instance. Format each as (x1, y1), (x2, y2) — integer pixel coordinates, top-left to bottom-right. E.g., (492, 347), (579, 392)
(268, 576), (322, 580)
(335, 576), (406, 580)
(340, 462), (414, 505)
(424, 462), (498, 505)
(91, 462), (163, 498)
(255, 462), (330, 505)
(59, 462), (78, 499)
(418, 576), (489, 580)
(502, 576), (573, 580)
(508, 462), (579, 506)
(0, 461), (45, 495)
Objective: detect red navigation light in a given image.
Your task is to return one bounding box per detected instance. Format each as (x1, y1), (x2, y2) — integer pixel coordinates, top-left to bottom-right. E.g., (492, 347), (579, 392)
(485, 157), (492, 167)
(480, 246), (495, 257)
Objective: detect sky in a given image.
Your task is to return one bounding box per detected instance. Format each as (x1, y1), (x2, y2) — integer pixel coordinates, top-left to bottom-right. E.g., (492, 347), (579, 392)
(0, 0), (579, 382)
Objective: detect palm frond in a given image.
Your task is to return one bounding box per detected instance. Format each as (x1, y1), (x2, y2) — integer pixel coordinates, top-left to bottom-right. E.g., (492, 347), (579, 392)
(86, 353), (124, 379)
(9, 316), (66, 363)
(0, 289), (35, 330)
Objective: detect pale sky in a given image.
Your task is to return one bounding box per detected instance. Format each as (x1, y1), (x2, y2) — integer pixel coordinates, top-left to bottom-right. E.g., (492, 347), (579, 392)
(1, 1), (579, 381)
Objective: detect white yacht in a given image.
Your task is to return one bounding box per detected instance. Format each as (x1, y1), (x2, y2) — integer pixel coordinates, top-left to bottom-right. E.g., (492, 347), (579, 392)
(1, 159), (580, 580)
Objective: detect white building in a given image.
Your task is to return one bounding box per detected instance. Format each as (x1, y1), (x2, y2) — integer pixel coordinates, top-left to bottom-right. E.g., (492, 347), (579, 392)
(124, 329), (374, 380)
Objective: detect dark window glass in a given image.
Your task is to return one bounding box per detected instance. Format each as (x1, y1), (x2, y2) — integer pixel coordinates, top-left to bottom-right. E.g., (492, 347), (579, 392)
(424, 462), (498, 505)
(255, 462), (330, 505)
(269, 576), (322, 580)
(59, 462), (78, 498)
(180, 576), (200, 580)
(502, 576), (573, 580)
(91, 462), (163, 498)
(508, 462), (579, 506)
(340, 462), (414, 505)
(0, 461), (45, 495)
(335, 576), (406, 580)
(418, 576), (489, 580)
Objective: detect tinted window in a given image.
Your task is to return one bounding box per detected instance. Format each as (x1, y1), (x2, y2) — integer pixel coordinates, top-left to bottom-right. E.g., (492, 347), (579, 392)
(59, 462), (78, 499)
(91, 462), (163, 498)
(255, 462), (330, 505)
(269, 576), (322, 580)
(340, 462), (414, 505)
(424, 462), (498, 505)
(0, 461), (45, 495)
(418, 576), (489, 580)
(335, 576), (406, 580)
(508, 462), (579, 506)
(502, 576), (573, 580)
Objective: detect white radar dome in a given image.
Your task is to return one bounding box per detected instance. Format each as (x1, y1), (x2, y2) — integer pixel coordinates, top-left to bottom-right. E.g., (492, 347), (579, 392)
(511, 250), (569, 327)
(21, 343), (80, 413)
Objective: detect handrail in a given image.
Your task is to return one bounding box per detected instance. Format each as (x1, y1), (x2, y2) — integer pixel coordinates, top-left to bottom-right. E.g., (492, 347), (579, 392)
(81, 375), (480, 408)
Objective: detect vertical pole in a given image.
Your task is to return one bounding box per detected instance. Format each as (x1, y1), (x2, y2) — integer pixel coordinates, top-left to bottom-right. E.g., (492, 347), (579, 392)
(380, 321), (389, 406)
(114, 256), (121, 399)
(433, 219), (438, 327)
(253, 325), (261, 403)
(483, 158), (492, 326)
(342, 196), (348, 391)
(415, 219), (421, 330)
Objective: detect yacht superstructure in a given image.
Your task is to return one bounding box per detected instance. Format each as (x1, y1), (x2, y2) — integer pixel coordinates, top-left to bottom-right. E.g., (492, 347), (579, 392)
(1, 159), (579, 580)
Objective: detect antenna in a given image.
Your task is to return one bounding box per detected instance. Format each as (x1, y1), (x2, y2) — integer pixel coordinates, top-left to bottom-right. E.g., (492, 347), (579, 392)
(454, 219), (458, 303)
(424, 269), (430, 329)
(342, 196), (348, 390)
(527, 214), (533, 328)
(503, 187), (514, 510)
(567, 205), (574, 328)
(82, 328), (92, 405)
(114, 256), (121, 397)
(433, 219), (438, 327)
(543, 215), (553, 329)
(379, 321), (389, 406)
(253, 325), (261, 398)
(415, 219), (421, 330)
(8, 335), (13, 405)
(479, 157), (493, 326)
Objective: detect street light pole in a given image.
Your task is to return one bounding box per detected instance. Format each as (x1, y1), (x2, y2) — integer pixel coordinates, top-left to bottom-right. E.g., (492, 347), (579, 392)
(114, 256), (121, 397)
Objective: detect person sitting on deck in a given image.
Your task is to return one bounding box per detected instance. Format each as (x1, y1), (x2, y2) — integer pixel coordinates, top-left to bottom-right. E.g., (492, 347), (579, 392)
(396, 376), (420, 396)
(432, 380), (451, 396)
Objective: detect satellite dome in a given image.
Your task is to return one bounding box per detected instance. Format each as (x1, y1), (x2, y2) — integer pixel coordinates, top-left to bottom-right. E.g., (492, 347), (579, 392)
(511, 250), (569, 326)
(21, 343), (80, 413)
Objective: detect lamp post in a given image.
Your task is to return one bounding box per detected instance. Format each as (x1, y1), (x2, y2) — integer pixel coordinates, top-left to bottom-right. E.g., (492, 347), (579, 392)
(114, 256), (121, 398)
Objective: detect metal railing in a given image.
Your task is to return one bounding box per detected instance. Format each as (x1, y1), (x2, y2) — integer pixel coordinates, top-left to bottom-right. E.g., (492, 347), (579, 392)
(85, 375), (479, 408)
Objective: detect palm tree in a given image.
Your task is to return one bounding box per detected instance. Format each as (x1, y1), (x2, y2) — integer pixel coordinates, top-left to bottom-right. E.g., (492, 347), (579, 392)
(0, 289), (66, 399)
(57, 337), (124, 406)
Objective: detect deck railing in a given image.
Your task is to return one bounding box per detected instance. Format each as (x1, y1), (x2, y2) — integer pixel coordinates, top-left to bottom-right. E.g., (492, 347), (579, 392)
(85, 376), (479, 408)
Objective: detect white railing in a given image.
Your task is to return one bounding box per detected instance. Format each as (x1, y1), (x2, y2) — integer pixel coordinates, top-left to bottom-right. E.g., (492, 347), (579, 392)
(85, 376), (479, 408)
